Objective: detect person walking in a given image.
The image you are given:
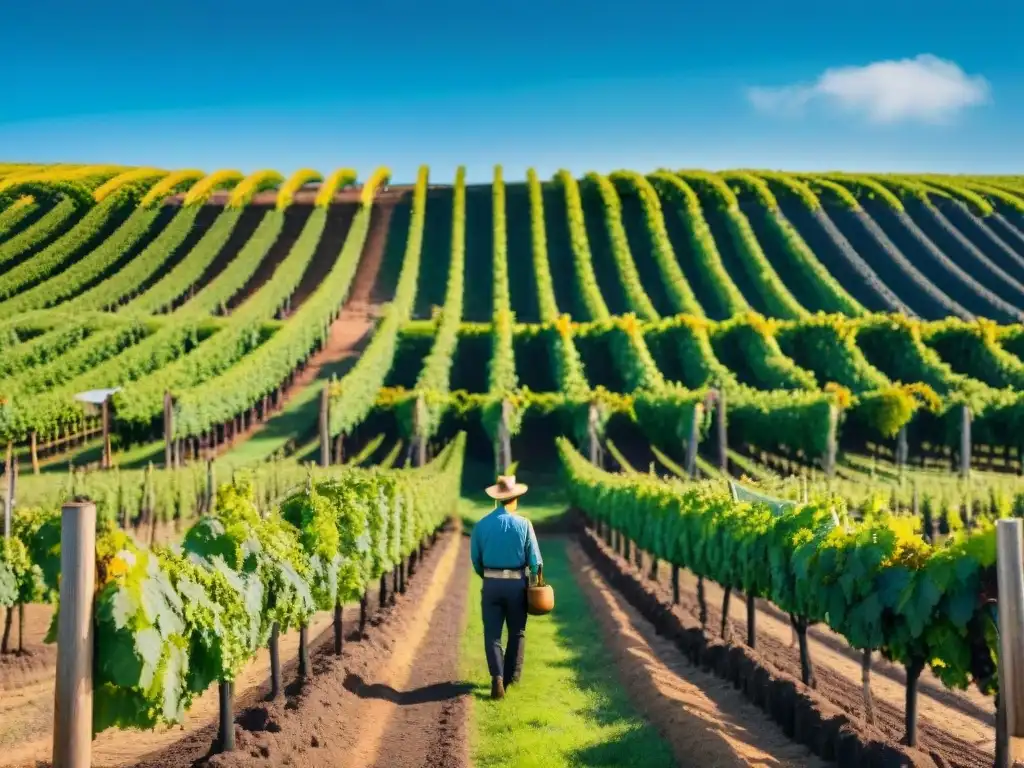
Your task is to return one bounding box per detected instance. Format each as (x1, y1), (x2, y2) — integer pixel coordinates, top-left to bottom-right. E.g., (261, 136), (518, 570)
(471, 474), (543, 700)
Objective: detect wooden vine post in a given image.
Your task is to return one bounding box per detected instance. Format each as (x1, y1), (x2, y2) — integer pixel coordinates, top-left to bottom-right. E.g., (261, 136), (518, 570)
(746, 588), (756, 648)
(715, 384), (727, 472)
(29, 431), (40, 475)
(299, 625), (310, 677)
(414, 392), (427, 468)
(823, 403), (839, 480)
(145, 462), (158, 546)
(218, 681), (235, 752)
(359, 589), (368, 638)
(996, 519), (1024, 767)
(895, 425), (909, 481)
(685, 402), (702, 480)
(52, 500), (96, 768)
(2, 443), (11, 538)
(101, 395), (113, 470)
(587, 401), (602, 468)
(163, 391), (174, 469)
(960, 404), (971, 480)
(1, 444), (10, 654)
(269, 624), (282, 700)
(205, 459), (215, 514)
(319, 386), (330, 468)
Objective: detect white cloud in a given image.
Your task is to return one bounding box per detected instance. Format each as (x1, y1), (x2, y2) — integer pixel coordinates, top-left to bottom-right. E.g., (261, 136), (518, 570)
(747, 54), (991, 124)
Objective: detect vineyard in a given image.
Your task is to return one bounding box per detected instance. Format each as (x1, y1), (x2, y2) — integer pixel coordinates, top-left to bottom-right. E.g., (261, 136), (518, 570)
(2, 161), (1024, 767)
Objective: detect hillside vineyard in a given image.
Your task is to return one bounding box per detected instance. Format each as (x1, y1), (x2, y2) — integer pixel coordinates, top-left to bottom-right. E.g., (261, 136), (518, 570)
(3, 162), (1024, 765)
(5, 165), (1024, 474)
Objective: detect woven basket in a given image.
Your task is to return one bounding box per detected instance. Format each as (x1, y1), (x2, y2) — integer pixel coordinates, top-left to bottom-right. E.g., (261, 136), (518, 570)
(527, 566), (554, 616)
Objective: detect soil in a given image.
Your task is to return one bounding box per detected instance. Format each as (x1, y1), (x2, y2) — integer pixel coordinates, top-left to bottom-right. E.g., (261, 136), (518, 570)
(566, 542), (824, 768)
(135, 524), (471, 768)
(0, 609), (338, 767)
(591, 524), (993, 768)
(0, 604), (57, 690)
(0, 606), (61, 759)
(360, 537), (471, 768)
(347, 202), (398, 312)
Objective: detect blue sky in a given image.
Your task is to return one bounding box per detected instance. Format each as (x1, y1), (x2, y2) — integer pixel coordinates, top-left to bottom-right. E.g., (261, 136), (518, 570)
(2, 0), (1022, 183)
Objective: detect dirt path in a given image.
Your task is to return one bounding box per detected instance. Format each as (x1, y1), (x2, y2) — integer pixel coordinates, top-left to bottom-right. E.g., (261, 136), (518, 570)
(0, 604), (57, 693)
(156, 524), (472, 768)
(566, 542), (824, 768)
(345, 201), (397, 313)
(362, 538), (471, 768)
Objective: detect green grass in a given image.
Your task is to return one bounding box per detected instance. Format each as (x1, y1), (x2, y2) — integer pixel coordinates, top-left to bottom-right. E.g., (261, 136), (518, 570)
(216, 344), (365, 467)
(459, 488), (570, 530)
(460, 460), (570, 530)
(33, 437), (166, 473)
(215, 380), (328, 467)
(459, 537), (677, 767)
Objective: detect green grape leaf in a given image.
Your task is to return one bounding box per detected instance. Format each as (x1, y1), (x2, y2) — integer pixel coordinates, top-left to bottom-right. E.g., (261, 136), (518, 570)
(946, 583), (980, 629)
(0, 563), (16, 607)
(136, 627), (164, 690)
(876, 566), (911, 609)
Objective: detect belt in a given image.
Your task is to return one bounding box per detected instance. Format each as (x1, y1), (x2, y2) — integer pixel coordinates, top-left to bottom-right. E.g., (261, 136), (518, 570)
(483, 568), (527, 579)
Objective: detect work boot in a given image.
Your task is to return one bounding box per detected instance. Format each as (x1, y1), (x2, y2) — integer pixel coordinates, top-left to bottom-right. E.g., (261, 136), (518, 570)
(503, 669), (521, 689)
(504, 638), (525, 689)
(490, 676), (505, 700)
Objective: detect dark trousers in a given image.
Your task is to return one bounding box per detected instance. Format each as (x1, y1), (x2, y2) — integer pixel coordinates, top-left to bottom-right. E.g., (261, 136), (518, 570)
(481, 577), (528, 682)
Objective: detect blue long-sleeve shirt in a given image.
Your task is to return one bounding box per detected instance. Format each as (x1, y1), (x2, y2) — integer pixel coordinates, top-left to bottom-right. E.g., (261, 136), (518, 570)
(470, 509), (543, 578)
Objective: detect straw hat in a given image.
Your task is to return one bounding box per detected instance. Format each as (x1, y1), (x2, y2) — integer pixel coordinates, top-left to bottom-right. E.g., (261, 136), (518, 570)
(485, 474), (528, 501)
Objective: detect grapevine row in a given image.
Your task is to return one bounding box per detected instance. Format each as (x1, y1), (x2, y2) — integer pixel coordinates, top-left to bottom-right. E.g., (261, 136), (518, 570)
(555, 169), (610, 321)
(646, 172), (748, 318)
(0, 197), (38, 239)
(723, 171), (864, 316)
(485, 165), (519, 441)
(559, 437), (997, 747)
(2, 434), (464, 734)
(678, 170), (806, 319)
(583, 172), (660, 320)
(756, 171), (910, 315)
(404, 166), (467, 440)
(608, 170), (703, 316)
(328, 167), (424, 438)
(525, 169), (591, 401)
(177, 167), (397, 439)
